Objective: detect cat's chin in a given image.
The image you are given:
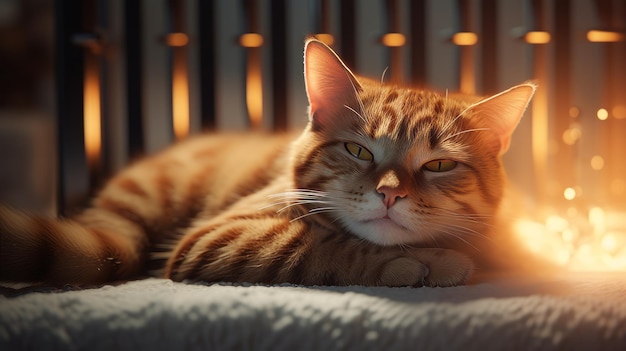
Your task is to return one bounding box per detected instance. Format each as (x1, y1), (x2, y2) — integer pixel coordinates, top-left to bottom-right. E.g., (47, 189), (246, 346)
(346, 217), (421, 246)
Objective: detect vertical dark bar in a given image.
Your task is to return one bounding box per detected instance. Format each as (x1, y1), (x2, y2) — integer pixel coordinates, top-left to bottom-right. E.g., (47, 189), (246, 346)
(553, 0), (574, 198)
(320, 0), (331, 33)
(271, 0), (288, 131)
(481, 0), (497, 93)
(125, 0), (144, 157)
(339, 0), (356, 68)
(458, 0), (472, 30)
(55, 0), (87, 216)
(456, 0), (476, 94)
(385, 0), (403, 83)
(198, 0), (216, 130)
(409, 0), (426, 87)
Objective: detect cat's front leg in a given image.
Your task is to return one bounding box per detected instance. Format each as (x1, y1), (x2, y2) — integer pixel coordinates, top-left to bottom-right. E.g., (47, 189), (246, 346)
(165, 214), (473, 287)
(380, 248), (474, 287)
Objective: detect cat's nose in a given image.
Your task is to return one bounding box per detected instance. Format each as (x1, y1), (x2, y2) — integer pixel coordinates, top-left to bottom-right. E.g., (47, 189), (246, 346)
(376, 170), (407, 208)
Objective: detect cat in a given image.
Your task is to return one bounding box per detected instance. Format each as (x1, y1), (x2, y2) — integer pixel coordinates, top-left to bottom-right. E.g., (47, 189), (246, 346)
(0, 38), (537, 288)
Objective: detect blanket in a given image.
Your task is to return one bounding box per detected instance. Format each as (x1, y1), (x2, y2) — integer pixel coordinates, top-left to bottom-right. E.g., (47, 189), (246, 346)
(1, 273), (625, 350)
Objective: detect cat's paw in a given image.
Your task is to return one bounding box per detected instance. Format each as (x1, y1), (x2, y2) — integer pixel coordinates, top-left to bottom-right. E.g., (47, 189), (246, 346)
(379, 257), (430, 287)
(379, 249), (473, 287)
(415, 248), (474, 287)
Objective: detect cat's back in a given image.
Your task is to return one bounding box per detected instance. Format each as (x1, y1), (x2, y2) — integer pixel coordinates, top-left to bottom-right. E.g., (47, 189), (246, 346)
(98, 132), (296, 217)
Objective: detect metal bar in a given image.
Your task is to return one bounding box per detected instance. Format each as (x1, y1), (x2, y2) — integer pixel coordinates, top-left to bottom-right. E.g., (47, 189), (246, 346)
(198, 0), (216, 131)
(409, 0), (426, 87)
(55, 0), (90, 215)
(339, 0), (356, 68)
(385, 0), (403, 83)
(271, 0), (288, 131)
(480, 0), (498, 93)
(125, 0), (144, 157)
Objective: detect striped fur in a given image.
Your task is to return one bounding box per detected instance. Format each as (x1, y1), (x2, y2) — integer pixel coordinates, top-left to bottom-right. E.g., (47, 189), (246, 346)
(0, 39), (535, 287)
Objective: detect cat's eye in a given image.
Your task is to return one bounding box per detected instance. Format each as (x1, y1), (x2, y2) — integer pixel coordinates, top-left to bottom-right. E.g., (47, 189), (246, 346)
(344, 142), (373, 162)
(423, 159), (458, 172)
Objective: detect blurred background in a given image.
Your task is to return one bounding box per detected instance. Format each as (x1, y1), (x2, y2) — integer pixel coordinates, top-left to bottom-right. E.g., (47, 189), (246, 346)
(0, 0), (624, 226)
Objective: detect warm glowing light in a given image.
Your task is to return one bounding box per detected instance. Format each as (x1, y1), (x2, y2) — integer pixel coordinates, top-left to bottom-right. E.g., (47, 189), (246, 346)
(84, 63), (101, 168)
(381, 33), (406, 47)
(568, 106), (580, 118)
(246, 58), (263, 129)
(602, 233), (617, 252)
(172, 65), (190, 140)
(591, 155), (605, 170)
(239, 33), (264, 48)
(524, 31), (551, 44)
(597, 108), (609, 120)
(562, 127), (581, 145)
(589, 207), (606, 234)
(315, 33), (334, 46)
(587, 30), (624, 42)
(515, 209), (626, 272)
(563, 187), (577, 200)
(452, 32), (478, 46)
(165, 33), (189, 47)
(613, 105), (626, 119)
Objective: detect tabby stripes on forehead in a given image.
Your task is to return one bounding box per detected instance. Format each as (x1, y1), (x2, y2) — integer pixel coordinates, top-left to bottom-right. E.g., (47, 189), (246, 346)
(383, 90), (399, 104)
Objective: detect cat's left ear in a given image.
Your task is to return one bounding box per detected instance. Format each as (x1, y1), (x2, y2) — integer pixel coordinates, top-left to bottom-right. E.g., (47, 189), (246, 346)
(303, 38), (361, 129)
(469, 83), (536, 155)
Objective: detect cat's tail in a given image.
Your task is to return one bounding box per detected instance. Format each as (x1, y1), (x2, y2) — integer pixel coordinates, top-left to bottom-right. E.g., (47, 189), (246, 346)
(0, 205), (144, 285)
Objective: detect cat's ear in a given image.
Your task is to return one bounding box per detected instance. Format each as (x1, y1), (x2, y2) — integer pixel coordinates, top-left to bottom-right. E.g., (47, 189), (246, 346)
(469, 83), (536, 155)
(304, 38), (361, 129)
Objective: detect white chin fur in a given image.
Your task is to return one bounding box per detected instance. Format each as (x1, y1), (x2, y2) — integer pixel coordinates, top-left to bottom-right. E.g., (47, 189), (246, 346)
(346, 218), (420, 246)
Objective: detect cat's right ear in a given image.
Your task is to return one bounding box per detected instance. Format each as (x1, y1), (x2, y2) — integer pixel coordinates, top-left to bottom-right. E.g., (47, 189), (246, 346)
(304, 38), (361, 130)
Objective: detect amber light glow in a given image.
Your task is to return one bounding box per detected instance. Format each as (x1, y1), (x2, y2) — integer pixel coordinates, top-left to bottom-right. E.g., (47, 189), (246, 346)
(164, 32), (189, 47)
(381, 33), (406, 47)
(516, 208), (626, 272)
(246, 59), (263, 129)
(240, 33), (264, 48)
(451, 32), (478, 46)
(172, 63), (190, 140)
(315, 33), (334, 46)
(524, 31), (551, 44)
(587, 30), (624, 42)
(83, 61), (101, 169)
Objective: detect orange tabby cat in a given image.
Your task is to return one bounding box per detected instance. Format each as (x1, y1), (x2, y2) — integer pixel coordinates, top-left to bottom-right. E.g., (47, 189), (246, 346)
(0, 39), (536, 287)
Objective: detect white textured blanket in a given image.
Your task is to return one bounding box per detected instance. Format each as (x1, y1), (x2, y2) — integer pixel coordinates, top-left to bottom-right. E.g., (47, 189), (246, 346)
(1, 274), (625, 350)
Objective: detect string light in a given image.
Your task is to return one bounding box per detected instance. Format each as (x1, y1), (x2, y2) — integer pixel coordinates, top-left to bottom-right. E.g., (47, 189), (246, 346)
(164, 33), (189, 47)
(591, 155), (605, 171)
(597, 108), (609, 120)
(587, 30), (624, 42)
(381, 33), (406, 47)
(563, 187), (577, 200)
(524, 31), (551, 44)
(451, 32), (478, 46)
(239, 33), (264, 48)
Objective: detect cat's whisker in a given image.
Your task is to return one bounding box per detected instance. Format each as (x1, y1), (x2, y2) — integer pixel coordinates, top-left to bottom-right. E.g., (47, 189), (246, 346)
(437, 229), (481, 252)
(444, 222), (489, 239)
(268, 189), (330, 198)
(442, 128), (491, 142)
(345, 75), (368, 123)
(437, 104), (473, 139)
(344, 105), (367, 123)
(290, 208), (342, 223)
(276, 201), (334, 213)
(380, 66), (389, 84)
(259, 199), (333, 212)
